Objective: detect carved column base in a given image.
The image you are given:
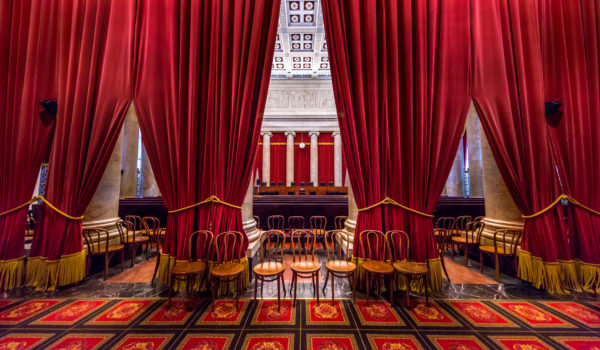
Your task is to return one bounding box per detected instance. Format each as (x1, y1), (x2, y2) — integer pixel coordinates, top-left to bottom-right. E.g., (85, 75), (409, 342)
(480, 217), (524, 247)
(82, 217), (123, 246)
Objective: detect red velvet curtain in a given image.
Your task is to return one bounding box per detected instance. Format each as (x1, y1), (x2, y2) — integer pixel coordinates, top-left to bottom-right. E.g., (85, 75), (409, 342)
(0, 0), (56, 291)
(270, 133), (286, 185)
(318, 133), (334, 184)
(471, 0), (574, 293)
(27, 0), (136, 290)
(294, 132), (310, 184)
(135, 0), (279, 277)
(541, 0), (600, 292)
(322, 0), (471, 290)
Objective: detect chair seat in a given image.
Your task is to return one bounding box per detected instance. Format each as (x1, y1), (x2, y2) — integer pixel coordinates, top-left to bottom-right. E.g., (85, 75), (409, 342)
(361, 260), (394, 274)
(91, 244), (125, 255)
(456, 229), (466, 236)
(172, 261), (207, 275)
(479, 245), (509, 255)
(211, 262), (245, 277)
(123, 236), (149, 244)
(253, 261), (284, 276)
(290, 260), (321, 273)
(326, 260), (356, 273)
(392, 261), (427, 275)
(451, 236), (467, 243)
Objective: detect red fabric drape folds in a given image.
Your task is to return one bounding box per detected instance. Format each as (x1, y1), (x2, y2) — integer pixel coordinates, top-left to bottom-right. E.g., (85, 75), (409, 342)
(322, 0), (471, 290)
(471, 0), (574, 293)
(0, 0), (56, 290)
(135, 0), (279, 270)
(270, 133), (286, 185)
(28, 0), (135, 290)
(541, 0), (600, 292)
(318, 133), (334, 184)
(294, 132), (310, 184)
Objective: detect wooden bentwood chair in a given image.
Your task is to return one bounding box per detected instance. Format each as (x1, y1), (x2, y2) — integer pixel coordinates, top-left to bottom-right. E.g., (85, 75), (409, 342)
(322, 230), (356, 304)
(479, 229), (522, 282)
(142, 216), (162, 255)
(116, 220), (150, 267)
(434, 217), (456, 252)
(253, 230), (286, 310)
(268, 215), (285, 230)
(387, 230), (429, 308)
(168, 230), (213, 309)
(359, 230), (395, 305)
(83, 228), (125, 280)
(451, 221), (485, 266)
(334, 216), (348, 230)
(289, 229), (321, 306)
(210, 231), (246, 311)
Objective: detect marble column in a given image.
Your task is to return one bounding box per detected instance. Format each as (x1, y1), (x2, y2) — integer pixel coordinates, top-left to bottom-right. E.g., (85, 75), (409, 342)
(285, 131), (295, 186)
(83, 127), (124, 244)
(466, 102), (484, 198)
(120, 102), (139, 198)
(343, 171), (357, 255)
(333, 131), (342, 186)
(243, 174), (260, 257)
(309, 131), (319, 185)
(480, 129), (523, 245)
(261, 132), (272, 186)
(141, 144), (160, 197)
(446, 138), (465, 197)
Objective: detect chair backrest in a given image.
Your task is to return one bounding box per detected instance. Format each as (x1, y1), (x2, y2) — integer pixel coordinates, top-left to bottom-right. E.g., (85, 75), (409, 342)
(474, 216), (484, 222)
(155, 228), (166, 247)
(288, 216), (305, 230)
(188, 230), (213, 261)
(436, 217), (456, 230)
(214, 231), (244, 263)
(125, 215), (142, 230)
(116, 220), (136, 243)
(259, 230), (285, 264)
(493, 229), (522, 256)
(465, 221), (485, 245)
(253, 215), (260, 230)
(83, 228), (109, 255)
(358, 230), (386, 261)
(456, 215), (472, 230)
(290, 229), (317, 263)
(386, 230), (410, 262)
(268, 215), (284, 230)
(310, 216), (327, 234)
(334, 216), (348, 230)
(324, 230), (350, 262)
(142, 216), (160, 236)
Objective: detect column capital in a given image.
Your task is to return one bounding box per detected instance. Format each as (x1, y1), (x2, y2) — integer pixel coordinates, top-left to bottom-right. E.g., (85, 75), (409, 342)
(284, 131), (296, 137)
(261, 131), (273, 137)
(332, 131), (341, 137)
(309, 131), (320, 137)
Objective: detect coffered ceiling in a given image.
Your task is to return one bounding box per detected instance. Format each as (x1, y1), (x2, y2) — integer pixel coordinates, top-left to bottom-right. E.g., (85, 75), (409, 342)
(271, 0), (331, 80)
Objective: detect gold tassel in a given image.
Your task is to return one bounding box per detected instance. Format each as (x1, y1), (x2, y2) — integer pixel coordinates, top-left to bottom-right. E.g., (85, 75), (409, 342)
(25, 250), (86, 291)
(0, 257), (24, 291)
(576, 261), (600, 293)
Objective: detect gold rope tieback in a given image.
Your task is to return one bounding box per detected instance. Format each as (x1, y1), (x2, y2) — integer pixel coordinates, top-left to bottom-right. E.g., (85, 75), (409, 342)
(0, 196), (83, 220)
(358, 197), (434, 218)
(168, 195), (241, 214)
(522, 194), (600, 218)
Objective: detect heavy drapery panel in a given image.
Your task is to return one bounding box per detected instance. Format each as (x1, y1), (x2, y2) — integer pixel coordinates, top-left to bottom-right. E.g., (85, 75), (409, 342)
(27, 0), (136, 290)
(471, 0), (575, 294)
(322, 0), (471, 291)
(294, 133), (310, 184)
(318, 133), (334, 184)
(541, 0), (600, 292)
(135, 0), (279, 287)
(270, 133), (286, 185)
(0, 0), (56, 291)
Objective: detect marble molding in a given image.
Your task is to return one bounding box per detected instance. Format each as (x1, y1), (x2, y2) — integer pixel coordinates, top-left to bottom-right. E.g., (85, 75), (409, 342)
(141, 144), (160, 197)
(466, 102), (484, 198)
(261, 132), (272, 185)
(285, 131), (295, 186)
(120, 102), (139, 198)
(243, 175), (259, 257)
(309, 131), (319, 184)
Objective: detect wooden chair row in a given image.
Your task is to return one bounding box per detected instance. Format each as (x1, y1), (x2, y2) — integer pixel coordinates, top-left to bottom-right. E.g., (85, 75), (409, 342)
(265, 215), (348, 231)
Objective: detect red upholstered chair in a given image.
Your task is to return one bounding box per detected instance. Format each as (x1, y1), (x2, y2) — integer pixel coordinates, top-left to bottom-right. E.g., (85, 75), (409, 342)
(358, 230), (395, 305)
(210, 231), (246, 311)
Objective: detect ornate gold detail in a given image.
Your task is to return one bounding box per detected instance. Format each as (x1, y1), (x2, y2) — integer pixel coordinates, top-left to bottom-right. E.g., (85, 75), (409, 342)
(413, 304), (443, 320)
(381, 342), (415, 350)
(313, 303), (339, 319)
(122, 341), (156, 350)
(210, 302), (238, 319)
(362, 303), (391, 320)
(0, 341), (29, 350)
(250, 340), (285, 350)
(106, 302), (144, 320)
(508, 305), (552, 322)
(462, 304), (497, 322)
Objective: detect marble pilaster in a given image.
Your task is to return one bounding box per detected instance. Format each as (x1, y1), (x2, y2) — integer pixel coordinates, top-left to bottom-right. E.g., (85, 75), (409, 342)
(466, 102), (484, 198)
(333, 131), (342, 186)
(243, 174), (260, 257)
(261, 132), (272, 186)
(285, 131), (295, 186)
(446, 138), (465, 197)
(309, 131), (319, 185)
(120, 102), (139, 198)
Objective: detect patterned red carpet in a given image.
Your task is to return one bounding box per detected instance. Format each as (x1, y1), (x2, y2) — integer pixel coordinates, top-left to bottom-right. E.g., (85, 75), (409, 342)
(0, 297), (598, 349)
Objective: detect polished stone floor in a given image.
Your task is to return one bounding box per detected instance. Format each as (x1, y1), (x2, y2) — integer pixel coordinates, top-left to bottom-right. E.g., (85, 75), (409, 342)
(3, 250), (598, 303)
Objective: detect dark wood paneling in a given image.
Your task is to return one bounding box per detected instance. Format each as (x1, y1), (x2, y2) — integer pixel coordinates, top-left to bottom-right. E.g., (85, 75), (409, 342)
(118, 197), (168, 227)
(434, 196), (485, 220)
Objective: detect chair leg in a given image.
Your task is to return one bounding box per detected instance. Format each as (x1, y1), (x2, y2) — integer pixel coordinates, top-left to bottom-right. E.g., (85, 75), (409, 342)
(277, 272), (281, 312)
(281, 273), (287, 298)
(254, 275), (258, 300)
(292, 273), (298, 307)
(424, 272), (430, 307)
(211, 276), (217, 312)
(390, 273), (395, 306)
(405, 274), (410, 308)
(260, 274), (264, 299)
(331, 273), (335, 305)
(366, 271), (371, 306)
(494, 254), (500, 282)
(120, 249), (124, 271)
(352, 272), (357, 304)
(104, 253), (109, 281)
(440, 253), (451, 284)
(236, 275), (240, 311)
(479, 251), (484, 273)
(151, 253), (160, 286)
(167, 275), (174, 309)
(316, 270), (319, 305)
(464, 243), (469, 266)
(131, 244), (136, 267)
(322, 270), (329, 292)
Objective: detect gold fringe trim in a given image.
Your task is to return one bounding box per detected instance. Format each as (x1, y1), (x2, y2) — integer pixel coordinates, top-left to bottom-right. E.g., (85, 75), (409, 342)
(168, 195), (241, 214)
(574, 260), (600, 293)
(158, 254), (249, 295)
(351, 257), (442, 293)
(357, 197), (434, 218)
(25, 250), (86, 291)
(518, 250), (580, 294)
(0, 257), (24, 291)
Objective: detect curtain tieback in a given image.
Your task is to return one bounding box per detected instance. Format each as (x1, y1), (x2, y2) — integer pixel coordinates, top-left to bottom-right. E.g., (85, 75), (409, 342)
(522, 194), (600, 218)
(0, 196), (83, 220)
(168, 195), (241, 214)
(358, 197), (434, 218)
